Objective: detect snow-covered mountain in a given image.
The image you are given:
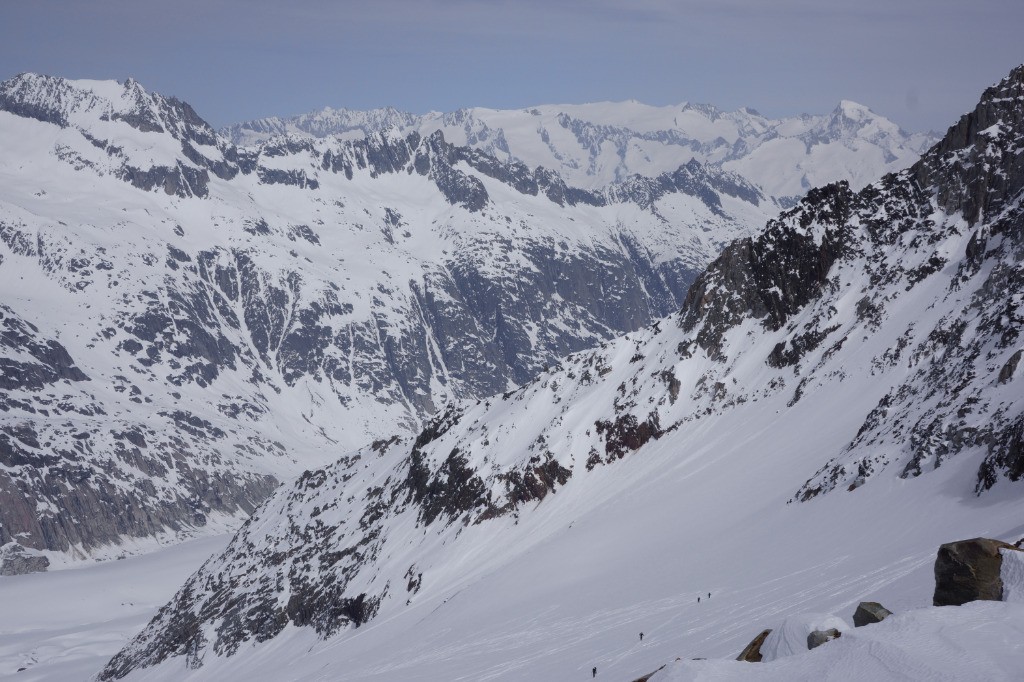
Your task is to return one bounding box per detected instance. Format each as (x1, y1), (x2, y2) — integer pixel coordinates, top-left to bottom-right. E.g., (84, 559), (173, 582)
(225, 99), (937, 203)
(0, 73), (776, 558)
(99, 66), (1024, 681)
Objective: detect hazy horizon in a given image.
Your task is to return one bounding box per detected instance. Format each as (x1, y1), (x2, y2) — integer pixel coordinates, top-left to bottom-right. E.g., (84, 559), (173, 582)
(2, 0), (1022, 133)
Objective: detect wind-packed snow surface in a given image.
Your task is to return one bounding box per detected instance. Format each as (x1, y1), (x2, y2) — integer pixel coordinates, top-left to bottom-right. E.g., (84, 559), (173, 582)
(99, 66), (1024, 681)
(224, 98), (937, 202)
(0, 73), (777, 558)
(647, 602), (1024, 681)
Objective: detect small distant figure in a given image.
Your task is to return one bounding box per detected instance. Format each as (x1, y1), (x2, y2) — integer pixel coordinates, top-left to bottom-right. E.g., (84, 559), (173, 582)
(640, 632), (644, 641)
(697, 596), (701, 603)
(708, 592), (711, 599)
(592, 666), (597, 678)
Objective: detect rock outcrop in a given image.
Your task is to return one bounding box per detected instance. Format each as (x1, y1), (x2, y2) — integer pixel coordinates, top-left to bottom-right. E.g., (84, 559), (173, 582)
(852, 601), (893, 627)
(934, 537), (1023, 606)
(806, 628), (841, 650)
(736, 629), (772, 662)
(0, 542), (49, 575)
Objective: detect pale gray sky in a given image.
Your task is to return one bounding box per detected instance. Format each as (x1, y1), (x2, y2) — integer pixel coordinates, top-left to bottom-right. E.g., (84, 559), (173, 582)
(1, 0), (1021, 132)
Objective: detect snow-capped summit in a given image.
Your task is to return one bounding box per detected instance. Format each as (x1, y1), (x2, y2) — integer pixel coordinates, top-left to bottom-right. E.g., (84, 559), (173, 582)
(0, 73), (224, 151)
(0, 72), (238, 198)
(814, 99), (907, 146)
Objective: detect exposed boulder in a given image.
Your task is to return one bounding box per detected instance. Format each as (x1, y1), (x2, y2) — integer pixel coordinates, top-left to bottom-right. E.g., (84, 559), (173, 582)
(736, 628), (772, 662)
(852, 601), (893, 627)
(0, 542), (50, 575)
(933, 537), (1023, 606)
(758, 614), (849, 661)
(806, 628), (841, 650)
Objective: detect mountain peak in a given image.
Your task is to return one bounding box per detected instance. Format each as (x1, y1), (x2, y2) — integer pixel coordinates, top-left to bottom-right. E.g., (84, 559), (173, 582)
(0, 72), (168, 131)
(914, 62), (1024, 227)
(679, 101), (723, 120)
(833, 99), (874, 120)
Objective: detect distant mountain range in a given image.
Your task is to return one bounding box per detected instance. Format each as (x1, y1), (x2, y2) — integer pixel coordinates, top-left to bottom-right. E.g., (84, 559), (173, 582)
(224, 99), (937, 202)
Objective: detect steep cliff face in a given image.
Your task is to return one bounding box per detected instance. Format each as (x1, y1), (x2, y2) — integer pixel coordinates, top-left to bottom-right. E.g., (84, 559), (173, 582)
(0, 74), (772, 555)
(99, 66), (1024, 680)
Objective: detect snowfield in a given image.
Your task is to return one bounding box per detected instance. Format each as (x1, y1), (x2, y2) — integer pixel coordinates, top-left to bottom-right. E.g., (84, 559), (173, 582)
(0, 535), (230, 682)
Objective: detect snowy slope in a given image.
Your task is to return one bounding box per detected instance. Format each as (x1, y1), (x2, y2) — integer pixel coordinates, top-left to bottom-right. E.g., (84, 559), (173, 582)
(0, 73), (776, 558)
(99, 66), (1024, 681)
(225, 99), (936, 202)
(0, 534), (230, 681)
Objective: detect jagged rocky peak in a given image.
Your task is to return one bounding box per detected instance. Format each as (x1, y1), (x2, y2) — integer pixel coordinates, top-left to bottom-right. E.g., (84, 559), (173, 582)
(0, 72), (238, 198)
(914, 63), (1024, 226)
(680, 101), (725, 120)
(0, 72), (215, 142)
(222, 104), (420, 145)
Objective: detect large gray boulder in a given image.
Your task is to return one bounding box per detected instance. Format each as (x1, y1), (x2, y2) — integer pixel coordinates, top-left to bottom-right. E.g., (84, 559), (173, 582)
(0, 543), (50, 576)
(852, 601), (892, 627)
(736, 629), (772, 662)
(933, 537), (1022, 606)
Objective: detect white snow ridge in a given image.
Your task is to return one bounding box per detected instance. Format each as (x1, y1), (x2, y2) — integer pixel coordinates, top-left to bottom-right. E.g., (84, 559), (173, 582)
(1, 64), (1023, 682)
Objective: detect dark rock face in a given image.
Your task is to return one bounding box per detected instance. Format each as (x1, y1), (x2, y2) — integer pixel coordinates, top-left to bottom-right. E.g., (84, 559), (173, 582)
(915, 65), (1024, 228)
(0, 73), (77, 127)
(977, 415), (1024, 490)
(933, 537), (1021, 606)
(0, 305), (88, 390)
(0, 543), (50, 575)
(0, 420), (280, 553)
(852, 601), (892, 627)
(736, 628), (772, 662)
(679, 182), (853, 360)
(0, 282), (281, 554)
(806, 628), (841, 650)
(608, 159), (762, 213)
